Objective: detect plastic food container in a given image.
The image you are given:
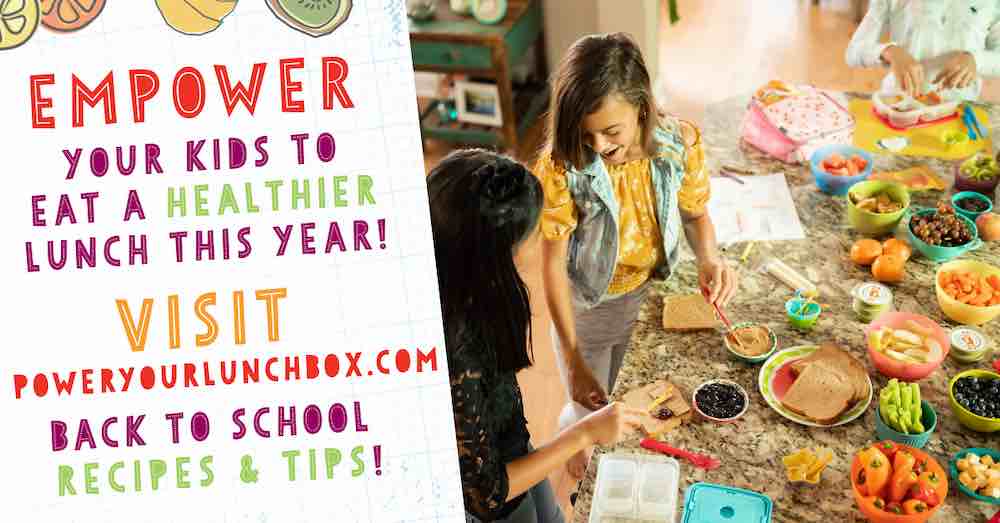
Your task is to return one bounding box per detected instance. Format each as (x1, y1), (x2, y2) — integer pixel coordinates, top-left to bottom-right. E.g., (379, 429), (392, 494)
(851, 444), (948, 523)
(949, 448), (1000, 505)
(948, 369), (1000, 433)
(950, 326), (993, 363)
(905, 208), (982, 263)
(846, 180), (911, 236)
(810, 144), (873, 196)
(681, 483), (773, 523)
(874, 399), (937, 449)
(589, 453), (680, 523)
(936, 259), (1000, 326)
(851, 282), (894, 323)
(786, 296), (821, 331)
(864, 311), (950, 381)
(872, 90), (960, 128)
(952, 191), (994, 223)
(723, 322), (778, 363)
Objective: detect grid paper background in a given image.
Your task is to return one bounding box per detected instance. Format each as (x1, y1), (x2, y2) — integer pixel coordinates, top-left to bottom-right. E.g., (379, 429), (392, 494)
(0, 1), (465, 521)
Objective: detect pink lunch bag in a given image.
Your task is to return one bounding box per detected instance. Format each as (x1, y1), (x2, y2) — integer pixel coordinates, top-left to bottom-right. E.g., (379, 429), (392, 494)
(740, 82), (856, 164)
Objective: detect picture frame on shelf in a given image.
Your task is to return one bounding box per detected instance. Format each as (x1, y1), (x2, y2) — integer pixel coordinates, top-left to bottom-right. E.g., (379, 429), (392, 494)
(455, 81), (503, 127)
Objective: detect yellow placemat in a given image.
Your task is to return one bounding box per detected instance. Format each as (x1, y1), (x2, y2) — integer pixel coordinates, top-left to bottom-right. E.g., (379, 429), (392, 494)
(850, 99), (992, 159)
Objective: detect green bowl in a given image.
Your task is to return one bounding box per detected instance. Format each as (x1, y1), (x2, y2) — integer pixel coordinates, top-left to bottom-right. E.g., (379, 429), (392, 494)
(949, 369), (1000, 432)
(723, 322), (777, 363)
(952, 191), (994, 223)
(847, 181), (910, 236)
(874, 400), (936, 449)
(949, 448), (1000, 504)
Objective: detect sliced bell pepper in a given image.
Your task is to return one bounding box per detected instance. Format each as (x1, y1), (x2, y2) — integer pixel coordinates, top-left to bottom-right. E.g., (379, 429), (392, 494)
(859, 446), (891, 497)
(862, 496), (886, 511)
(909, 483), (941, 508)
(917, 471), (943, 502)
(875, 441), (900, 462)
(902, 499), (929, 514)
(889, 470), (919, 503)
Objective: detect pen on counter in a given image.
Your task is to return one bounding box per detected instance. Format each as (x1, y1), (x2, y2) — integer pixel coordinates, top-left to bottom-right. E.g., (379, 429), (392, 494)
(719, 170), (745, 184)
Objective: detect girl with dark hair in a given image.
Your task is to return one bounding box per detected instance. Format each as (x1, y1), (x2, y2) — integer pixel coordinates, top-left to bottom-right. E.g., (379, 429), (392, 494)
(534, 33), (738, 478)
(428, 149), (642, 523)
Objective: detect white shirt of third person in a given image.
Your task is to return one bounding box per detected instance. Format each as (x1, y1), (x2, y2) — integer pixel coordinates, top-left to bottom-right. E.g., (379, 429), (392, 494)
(847, 0), (1000, 100)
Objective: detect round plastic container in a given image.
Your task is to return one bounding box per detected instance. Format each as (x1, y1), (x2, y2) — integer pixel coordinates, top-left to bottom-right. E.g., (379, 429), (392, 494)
(874, 400), (937, 449)
(935, 259), (1000, 326)
(723, 322), (777, 363)
(952, 191), (993, 223)
(950, 326), (993, 363)
(847, 180), (911, 236)
(786, 298), (820, 331)
(852, 282), (894, 323)
(851, 444), (948, 523)
(905, 208), (982, 262)
(955, 159), (1000, 197)
(948, 369), (1000, 433)
(865, 311), (950, 381)
(691, 379), (749, 423)
(949, 448), (1000, 505)
(810, 145), (873, 196)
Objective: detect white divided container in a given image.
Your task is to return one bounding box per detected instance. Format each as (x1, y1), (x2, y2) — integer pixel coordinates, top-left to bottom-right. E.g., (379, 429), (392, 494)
(589, 452), (680, 523)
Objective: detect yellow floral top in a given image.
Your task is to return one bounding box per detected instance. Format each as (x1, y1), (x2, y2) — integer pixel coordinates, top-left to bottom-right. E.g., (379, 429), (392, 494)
(536, 120), (710, 296)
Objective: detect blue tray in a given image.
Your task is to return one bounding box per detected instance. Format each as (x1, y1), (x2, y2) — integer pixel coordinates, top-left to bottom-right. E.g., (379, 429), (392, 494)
(681, 482), (772, 523)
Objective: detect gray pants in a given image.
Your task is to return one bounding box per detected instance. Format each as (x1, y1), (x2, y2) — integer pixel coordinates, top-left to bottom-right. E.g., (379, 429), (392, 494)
(553, 282), (651, 431)
(465, 478), (564, 523)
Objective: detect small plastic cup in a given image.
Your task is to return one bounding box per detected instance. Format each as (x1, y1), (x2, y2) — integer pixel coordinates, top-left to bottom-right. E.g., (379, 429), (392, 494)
(786, 297), (821, 331)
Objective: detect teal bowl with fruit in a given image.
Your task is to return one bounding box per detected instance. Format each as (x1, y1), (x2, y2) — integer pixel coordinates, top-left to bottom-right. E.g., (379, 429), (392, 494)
(952, 191), (993, 223)
(875, 398), (936, 449)
(950, 448), (1000, 504)
(955, 153), (1000, 197)
(949, 370), (1000, 432)
(905, 207), (982, 262)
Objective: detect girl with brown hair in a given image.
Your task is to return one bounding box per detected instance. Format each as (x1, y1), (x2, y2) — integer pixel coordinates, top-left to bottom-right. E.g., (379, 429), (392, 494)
(535, 33), (738, 477)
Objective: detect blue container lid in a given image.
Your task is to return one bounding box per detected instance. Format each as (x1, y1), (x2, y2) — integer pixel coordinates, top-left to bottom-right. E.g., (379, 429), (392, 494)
(681, 483), (772, 523)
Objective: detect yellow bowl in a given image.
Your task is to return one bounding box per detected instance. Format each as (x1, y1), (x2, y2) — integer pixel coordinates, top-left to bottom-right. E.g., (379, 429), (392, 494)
(935, 260), (1000, 326)
(949, 369), (1000, 433)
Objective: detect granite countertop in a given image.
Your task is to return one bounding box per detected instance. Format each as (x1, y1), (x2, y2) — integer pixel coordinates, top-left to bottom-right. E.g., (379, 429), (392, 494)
(573, 93), (1000, 523)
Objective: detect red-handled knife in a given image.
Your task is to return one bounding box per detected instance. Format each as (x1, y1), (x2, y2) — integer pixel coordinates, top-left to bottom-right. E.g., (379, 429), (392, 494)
(641, 438), (721, 470)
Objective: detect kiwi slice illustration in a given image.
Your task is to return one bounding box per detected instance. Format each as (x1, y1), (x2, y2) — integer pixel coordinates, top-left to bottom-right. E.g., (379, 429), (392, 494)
(267, 0), (352, 37)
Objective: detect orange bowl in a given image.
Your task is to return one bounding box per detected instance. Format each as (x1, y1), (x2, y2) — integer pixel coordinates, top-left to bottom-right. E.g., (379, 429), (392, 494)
(851, 444), (948, 523)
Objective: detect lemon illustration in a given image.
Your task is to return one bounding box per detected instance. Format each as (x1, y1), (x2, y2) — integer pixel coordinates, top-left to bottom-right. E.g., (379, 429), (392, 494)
(0, 0), (40, 50)
(155, 0), (238, 36)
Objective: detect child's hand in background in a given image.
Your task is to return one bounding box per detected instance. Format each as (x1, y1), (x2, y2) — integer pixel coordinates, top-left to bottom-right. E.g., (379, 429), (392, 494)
(698, 256), (738, 307)
(882, 45), (925, 96)
(934, 51), (978, 90)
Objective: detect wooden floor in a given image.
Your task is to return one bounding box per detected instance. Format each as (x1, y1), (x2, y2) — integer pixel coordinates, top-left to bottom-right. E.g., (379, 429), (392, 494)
(420, 0), (1000, 519)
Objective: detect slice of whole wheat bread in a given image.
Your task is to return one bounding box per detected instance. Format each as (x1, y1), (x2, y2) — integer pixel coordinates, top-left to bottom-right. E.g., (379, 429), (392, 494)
(789, 343), (869, 403)
(663, 294), (719, 331)
(780, 364), (855, 425)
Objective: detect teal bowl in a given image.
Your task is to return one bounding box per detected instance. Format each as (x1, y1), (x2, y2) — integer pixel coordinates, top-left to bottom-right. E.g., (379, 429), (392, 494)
(905, 208), (982, 262)
(785, 298), (820, 331)
(952, 191), (994, 223)
(949, 448), (1000, 504)
(874, 400), (937, 449)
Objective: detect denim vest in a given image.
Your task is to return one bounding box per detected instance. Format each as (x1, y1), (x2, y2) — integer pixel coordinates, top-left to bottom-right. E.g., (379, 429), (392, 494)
(563, 125), (687, 309)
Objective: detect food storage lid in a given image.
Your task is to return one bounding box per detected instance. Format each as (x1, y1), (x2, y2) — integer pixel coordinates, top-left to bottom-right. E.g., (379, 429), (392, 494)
(681, 483), (773, 523)
(952, 326), (991, 354)
(852, 282), (893, 307)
